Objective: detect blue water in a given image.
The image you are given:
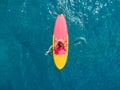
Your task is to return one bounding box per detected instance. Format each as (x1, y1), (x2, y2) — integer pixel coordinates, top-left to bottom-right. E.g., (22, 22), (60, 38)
(0, 0), (120, 90)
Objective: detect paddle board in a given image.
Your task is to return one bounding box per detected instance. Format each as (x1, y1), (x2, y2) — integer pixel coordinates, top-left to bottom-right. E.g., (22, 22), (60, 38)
(53, 14), (68, 70)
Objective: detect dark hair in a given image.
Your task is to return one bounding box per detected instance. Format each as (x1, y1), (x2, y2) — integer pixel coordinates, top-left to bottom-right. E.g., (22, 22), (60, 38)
(58, 41), (64, 47)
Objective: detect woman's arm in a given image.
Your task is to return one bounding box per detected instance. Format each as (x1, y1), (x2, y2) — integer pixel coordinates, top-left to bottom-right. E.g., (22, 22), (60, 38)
(45, 45), (53, 55)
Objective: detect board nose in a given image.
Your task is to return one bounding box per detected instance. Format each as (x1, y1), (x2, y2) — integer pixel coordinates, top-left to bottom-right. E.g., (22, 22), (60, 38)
(59, 14), (63, 17)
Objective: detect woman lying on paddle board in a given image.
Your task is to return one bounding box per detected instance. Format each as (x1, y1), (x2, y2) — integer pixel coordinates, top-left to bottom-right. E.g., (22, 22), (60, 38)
(45, 37), (87, 56)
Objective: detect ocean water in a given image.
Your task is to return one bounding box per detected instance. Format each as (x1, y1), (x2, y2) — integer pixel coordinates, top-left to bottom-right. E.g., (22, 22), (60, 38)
(0, 0), (120, 90)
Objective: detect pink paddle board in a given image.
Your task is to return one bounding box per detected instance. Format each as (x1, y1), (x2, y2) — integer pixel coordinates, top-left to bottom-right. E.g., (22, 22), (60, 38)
(53, 14), (68, 70)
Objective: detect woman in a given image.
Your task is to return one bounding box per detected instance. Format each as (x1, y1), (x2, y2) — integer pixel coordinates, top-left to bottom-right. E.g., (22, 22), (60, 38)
(45, 39), (67, 55)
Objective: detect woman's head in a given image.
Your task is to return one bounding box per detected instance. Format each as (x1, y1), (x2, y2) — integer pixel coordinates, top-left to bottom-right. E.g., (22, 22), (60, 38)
(58, 41), (64, 47)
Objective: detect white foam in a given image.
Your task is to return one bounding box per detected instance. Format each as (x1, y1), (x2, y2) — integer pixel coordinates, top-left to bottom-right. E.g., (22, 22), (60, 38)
(78, 37), (87, 44)
(104, 3), (107, 7)
(88, 6), (92, 11)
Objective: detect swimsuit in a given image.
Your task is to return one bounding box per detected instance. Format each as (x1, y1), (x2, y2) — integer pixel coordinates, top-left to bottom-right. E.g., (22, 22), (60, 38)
(54, 47), (66, 55)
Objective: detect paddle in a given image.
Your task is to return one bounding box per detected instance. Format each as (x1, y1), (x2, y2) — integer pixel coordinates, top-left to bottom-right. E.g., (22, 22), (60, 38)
(45, 37), (86, 55)
(69, 37), (86, 45)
